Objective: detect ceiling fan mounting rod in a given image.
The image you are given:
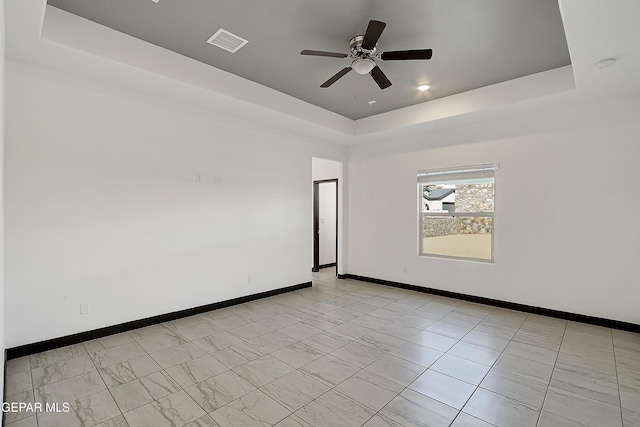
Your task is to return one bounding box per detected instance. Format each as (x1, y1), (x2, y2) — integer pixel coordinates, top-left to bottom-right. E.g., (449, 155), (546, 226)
(350, 35), (376, 57)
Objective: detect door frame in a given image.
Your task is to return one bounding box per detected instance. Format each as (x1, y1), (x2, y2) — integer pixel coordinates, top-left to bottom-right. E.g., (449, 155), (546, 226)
(313, 179), (338, 273)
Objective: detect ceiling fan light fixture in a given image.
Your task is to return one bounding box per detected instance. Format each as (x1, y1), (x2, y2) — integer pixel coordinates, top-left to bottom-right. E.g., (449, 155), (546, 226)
(352, 58), (376, 75)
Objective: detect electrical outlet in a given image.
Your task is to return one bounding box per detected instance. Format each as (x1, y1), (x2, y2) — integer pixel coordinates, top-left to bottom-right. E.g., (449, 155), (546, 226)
(195, 173), (202, 183)
(247, 275), (252, 284)
(80, 302), (89, 315)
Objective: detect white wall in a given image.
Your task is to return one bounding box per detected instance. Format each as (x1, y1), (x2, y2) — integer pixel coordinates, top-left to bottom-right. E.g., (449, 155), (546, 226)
(1, 0), (6, 400)
(347, 93), (640, 325)
(4, 61), (346, 347)
(318, 182), (337, 266)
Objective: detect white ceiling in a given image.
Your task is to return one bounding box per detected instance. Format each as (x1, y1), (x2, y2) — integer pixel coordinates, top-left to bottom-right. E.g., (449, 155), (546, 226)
(44, 0), (571, 120)
(4, 0), (640, 145)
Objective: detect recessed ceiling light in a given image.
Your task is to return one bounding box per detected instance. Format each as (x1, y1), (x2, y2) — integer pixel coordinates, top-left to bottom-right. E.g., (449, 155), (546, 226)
(417, 85), (430, 91)
(595, 58), (616, 69)
(151, 0), (159, 3)
(368, 100), (377, 105)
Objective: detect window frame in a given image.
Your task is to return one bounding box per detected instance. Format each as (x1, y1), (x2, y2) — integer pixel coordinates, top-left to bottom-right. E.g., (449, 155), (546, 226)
(417, 164), (496, 263)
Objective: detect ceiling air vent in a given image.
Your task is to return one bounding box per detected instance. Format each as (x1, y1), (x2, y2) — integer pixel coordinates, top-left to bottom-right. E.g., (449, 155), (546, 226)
(206, 29), (248, 53)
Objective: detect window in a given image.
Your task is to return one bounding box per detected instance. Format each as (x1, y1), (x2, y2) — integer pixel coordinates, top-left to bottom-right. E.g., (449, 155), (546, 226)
(418, 164), (495, 262)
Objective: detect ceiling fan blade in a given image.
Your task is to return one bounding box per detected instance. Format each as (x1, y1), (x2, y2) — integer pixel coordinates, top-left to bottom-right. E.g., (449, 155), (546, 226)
(362, 20), (386, 50)
(301, 50), (349, 58)
(370, 66), (392, 89)
(320, 67), (352, 88)
(380, 49), (433, 61)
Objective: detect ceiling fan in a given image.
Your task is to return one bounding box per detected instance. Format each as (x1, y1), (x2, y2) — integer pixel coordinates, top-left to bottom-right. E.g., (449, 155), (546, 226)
(301, 20), (433, 89)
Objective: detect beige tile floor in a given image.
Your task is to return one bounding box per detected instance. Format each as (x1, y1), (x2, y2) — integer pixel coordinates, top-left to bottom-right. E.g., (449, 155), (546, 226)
(4, 268), (640, 427)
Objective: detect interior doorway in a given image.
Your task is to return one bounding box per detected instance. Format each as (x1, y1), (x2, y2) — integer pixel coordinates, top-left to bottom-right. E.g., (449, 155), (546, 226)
(313, 179), (338, 272)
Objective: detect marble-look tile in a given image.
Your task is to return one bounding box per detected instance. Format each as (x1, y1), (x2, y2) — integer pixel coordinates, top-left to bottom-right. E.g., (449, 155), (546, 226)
(560, 341), (616, 366)
(273, 414), (313, 427)
(620, 384), (640, 412)
(430, 354), (490, 386)
(368, 307), (404, 321)
(229, 322), (273, 340)
(335, 375), (398, 411)
(83, 333), (135, 354)
(395, 314), (437, 329)
(94, 414), (131, 427)
(301, 354), (359, 387)
(210, 389), (291, 427)
(246, 331), (298, 354)
(623, 409), (640, 427)
(504, 340), (559, 366)
(7, 416), (39, 427)
(556, 351), (616, 376)
(124, 390), (206, 427)
(30, 344), (88, 369)
(348, 313), (392, 329)
(408, 331), (458, 352)
(7, 356), (31, 376)
(228, 343), (266, 361)
(98, 355), (162, 388)
(331, 342), (385, 368)
(353, 370), (404, 394)
(34, 370), (106, 405)
(361, 414), (399, 427)
(388, 341), (443, 367)
(537, 411), (591, 426)
(463, 388), (539, 427)
(31, 355), (96, 388)
(165, 355), (228, 388)
(450, 412), (495, 427)
(551, 363), (620, 406)
(513, 328), (563, 351)
(185, 371), (256, 412)
(375, 322), (422, 341)
(170, 321), (222, 341)
(447, 341), (501, 366)
(278, 323), (324, 341)
(543, 387), (622, 427)
(460, 330), (510, 352)
(183, 415), (222, 427)
(301, 315), (344, 331)
(357, 331), (405, 353)
(233, 355), (294, 387)
(380, 388), (458, 427)
(210, 348), (250, 369)
(37, 390), (120, 427)
(208, 314), (252, 330)
(296, 390), (375, 427)
(111, 372), (180, 413)
(5, 371), (33, 395)
(272, 342), (325, 369)
(480, 369), (548, 409)
(135, 329), (191, 354)
(409, 369), (476, 409)
(327, 322), (373, 341)
(365, 355), (425, 387)
(150, 342), (206, 369)
(90, 342), (148, 368)
(261, 370), (331, 412)
(426, 321), (472, 340)
(262, 313), (302, 330)
(192, 331), (243, 353)
(493, 353), (553, 384)
(302, 332), (350, 353)
(4, 390), (36, 424)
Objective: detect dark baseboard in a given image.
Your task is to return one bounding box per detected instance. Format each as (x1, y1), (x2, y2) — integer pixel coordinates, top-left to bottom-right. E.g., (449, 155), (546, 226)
(341, 274), (640, 334)
(318, 263), (337, 270)
(6, 282), (311, 360)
